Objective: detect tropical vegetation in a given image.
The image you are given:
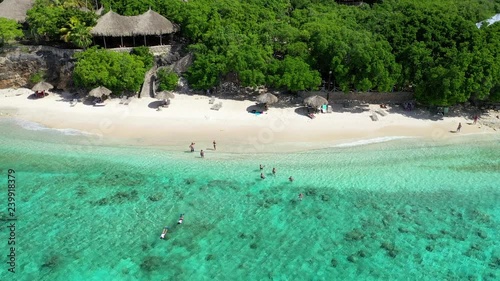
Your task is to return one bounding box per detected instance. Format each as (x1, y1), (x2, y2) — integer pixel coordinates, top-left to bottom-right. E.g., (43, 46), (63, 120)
(73, 47), (147, 94)
(157, 69), (179, 91)
(4, 0), (500, 103)
(0, 18), (23, 46)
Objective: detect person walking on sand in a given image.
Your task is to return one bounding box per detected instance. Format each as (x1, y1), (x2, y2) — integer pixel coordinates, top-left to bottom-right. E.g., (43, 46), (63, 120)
(272, 168), (276, 175)
(213, 140), (217, 150)
(261, 173), (266, 179)
(456, 122), (462, 133)
(200, 150), (205, 158)
(473, 115), (478, 125)
(190, 142), (195, 152)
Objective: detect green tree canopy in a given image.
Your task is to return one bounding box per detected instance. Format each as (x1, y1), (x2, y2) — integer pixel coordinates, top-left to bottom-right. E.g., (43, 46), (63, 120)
(23, 0), (500, 103)
(0, 18), (23, 45)
(73, 47), (146, 94)
(27, 0), (96, 42)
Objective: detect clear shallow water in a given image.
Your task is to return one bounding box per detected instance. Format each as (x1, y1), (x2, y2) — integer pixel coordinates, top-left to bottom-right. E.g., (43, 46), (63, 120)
(0, 118), (499, 280)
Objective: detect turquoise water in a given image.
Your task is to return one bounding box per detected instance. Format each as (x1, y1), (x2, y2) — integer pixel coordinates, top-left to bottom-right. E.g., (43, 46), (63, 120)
(0, 118), (499, 280)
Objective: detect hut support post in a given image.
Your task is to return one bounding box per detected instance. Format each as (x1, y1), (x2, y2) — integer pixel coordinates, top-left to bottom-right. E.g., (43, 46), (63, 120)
(133, 37), (136, 46)
(160, 35), (162, 46)
(103, 36), (107, 48)
(144, 35), (147, 46)
(121, 36), (124, 47)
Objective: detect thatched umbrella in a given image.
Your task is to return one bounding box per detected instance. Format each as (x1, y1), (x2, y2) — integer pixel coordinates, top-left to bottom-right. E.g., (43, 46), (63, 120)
(32, 81), (54, 92)
(256, 93), (278, 105)
(304, 95), (328, 108)
(156, 91), (175, 100)
(89, 86), (112, 98)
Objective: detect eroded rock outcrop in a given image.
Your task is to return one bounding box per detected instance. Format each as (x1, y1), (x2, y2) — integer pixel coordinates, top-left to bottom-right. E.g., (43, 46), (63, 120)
(0, 46), (77, 90)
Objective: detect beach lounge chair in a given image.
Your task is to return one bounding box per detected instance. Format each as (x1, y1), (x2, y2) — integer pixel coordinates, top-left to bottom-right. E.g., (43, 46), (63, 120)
(70, 99), (78, 107)
(370, 112), (379, 121)
(209, 96), (215, 104)
(123, 97), (131, 105)
(164, 99), (170, 108)
(119, 96), (127, 104)
(375, 109), (388, 117)
(327, 105), (333, 113)
(211, 102), (222, 111)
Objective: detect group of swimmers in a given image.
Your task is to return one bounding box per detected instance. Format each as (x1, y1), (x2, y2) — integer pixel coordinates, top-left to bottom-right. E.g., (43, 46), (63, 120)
(189, 141), (217, 158)
(160, 214), (184, 239)
(259, 164), (293, 182)
(259, 164), (302, 200)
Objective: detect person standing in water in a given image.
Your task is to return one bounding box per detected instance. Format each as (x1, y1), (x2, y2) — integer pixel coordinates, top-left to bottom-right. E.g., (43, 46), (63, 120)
(298, 193), (303, 201)
(261, 173), (266, 179)
(272, 167), (276, 175)
(213, 140), (217, 150)
(289, 176), (294, 182)
(178, 214), (184, 224)
(190, 142), (195, 152)
(260, 164), (264, 170)
(200, 150), (205, 158)
(160, 226), (169, 239)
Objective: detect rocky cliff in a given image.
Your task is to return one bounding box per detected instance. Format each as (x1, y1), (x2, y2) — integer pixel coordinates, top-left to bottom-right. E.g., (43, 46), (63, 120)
(0, 46), (78, 90)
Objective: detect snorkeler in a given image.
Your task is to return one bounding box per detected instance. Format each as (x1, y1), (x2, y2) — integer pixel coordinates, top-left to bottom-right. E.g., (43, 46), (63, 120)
(160, 226), (169, 239)
(178, 214), (184, 224)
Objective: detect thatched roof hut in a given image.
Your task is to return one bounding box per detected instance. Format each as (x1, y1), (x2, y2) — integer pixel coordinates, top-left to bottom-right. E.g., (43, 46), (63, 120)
(90, 10), (135, 37)
(90, 9), (178, 37)
(0, 0), (34, 22)
(134, 9), (179, 35)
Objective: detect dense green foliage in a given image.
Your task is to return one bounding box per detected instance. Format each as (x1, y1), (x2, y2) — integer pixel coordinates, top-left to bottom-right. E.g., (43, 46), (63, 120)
(73, 47), (146, 94)
(29, 70), (46, 84)
(0, 18), (23, 46)
(157, 69), (179, 91)
(94, 0), (500, 103)
(131, 46), (154, 69)
(22, 0), (500, 103)
(27, 0), (96, 46)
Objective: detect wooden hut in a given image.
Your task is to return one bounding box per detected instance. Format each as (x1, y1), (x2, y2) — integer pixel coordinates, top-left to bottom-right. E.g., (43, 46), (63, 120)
(90, 9), (179, 48)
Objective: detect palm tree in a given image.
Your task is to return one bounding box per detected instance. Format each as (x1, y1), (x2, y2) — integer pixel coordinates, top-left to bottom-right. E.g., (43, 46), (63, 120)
(60, 17), (92, 49)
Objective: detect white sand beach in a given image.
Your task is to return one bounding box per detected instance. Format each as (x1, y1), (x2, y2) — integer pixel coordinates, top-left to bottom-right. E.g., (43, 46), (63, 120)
(1, 88), (498, 152)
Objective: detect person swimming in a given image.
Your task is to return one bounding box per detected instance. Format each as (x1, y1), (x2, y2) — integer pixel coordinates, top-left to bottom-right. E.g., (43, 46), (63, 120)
(289, 176), (294, 182)
(178, 214), (184, 224)
(160, 226), (169, 239)
(298, 193), (303, 201)
(260, 173), (266, 179)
